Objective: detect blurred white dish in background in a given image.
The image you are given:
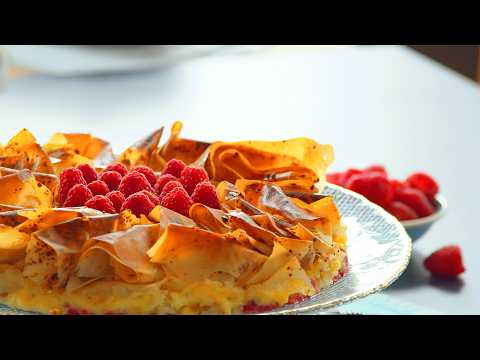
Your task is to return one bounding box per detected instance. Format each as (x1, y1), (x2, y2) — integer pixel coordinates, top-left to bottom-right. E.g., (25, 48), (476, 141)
(1, 45), (268, 76)
(0, 50), (6, 89)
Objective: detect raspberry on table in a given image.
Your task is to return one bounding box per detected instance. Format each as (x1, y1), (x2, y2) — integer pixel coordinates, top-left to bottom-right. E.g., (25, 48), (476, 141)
(99, 171), (123, 191)
(394, 187), (434, 218)
(118, 171), (154, 198)
(424, 245), (465, 278)
(121, 192), (156, 217)
(180, 166), (209, 194)
(77, 164), (98, 184)
(87, 180), (110, 196)
(160, 187), (193, 217)
(406, 172), (439, 201)
(132, 165), (157, 187)
(85, 195), (116, 214)
(104, 163), (129, 177)
(162, 159), (186, 178)
(106, 191), (125, 213)
(154, 174), (177, 195)
(63, 184), (93, 207)
(191, 181), (221, 209)
(385, 201), (418, 221)
(59, 167), (87, 205)
(159, 180), (184, 200)
(137, 190), (161, 206)
(345, 172), (394, 207)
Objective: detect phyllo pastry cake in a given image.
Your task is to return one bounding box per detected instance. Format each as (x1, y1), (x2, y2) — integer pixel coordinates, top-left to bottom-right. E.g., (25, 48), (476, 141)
(0, 122), (347, 314)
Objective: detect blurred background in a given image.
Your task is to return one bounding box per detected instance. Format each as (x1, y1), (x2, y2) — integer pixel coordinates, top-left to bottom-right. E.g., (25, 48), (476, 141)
(409, 45), (480, 82)
(2, 45), (480, 83)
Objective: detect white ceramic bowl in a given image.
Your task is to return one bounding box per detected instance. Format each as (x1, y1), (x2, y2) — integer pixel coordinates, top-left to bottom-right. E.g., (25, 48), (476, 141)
(400, 195), (447, 241)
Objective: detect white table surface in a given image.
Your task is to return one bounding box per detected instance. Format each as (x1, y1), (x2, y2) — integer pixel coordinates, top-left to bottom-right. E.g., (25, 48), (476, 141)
(0, 45), (478, 314)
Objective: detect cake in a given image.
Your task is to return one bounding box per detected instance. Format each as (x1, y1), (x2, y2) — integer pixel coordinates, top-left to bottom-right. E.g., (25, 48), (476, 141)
(0, 122), (347, 315)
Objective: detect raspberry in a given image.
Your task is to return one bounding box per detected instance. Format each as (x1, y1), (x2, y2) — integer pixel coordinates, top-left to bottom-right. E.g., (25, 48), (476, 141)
(159, 180), (184, 200)
(106, 191), (125, 213)
(395, 188), (434, 217)
(424, 245), (465, 278)
(191, 182), (221, 209)
(154, 174), (178, 195)
(390, 179), (407, 195)
(137, 190), (161, 206)
(59, 167), (87, 204)
(342, 168), (363, 183)
(63, 184), (93, 207)
(87, 180), (110, 196)
(364, 165), (388, 177)
(180, 166), (209, 194)
(406, 172), (439, 201)
(104, 163), (129, 177)
(326, 172), (345, 187)
(287, 293), (309, 305)
(99, 171), (122, 191)
(118, 171), (154, 198)
(77, 164), (98, 184)
(121, 192), (156, 217)
(162, 159), (186, 178)
(385, 201), (419, 221)
(242, 301), (278, 314)
(160, 187), (193, 217)
(346, 173), (394, 207)
(132, 165), (157, 187)
(85, 195), (116, 214)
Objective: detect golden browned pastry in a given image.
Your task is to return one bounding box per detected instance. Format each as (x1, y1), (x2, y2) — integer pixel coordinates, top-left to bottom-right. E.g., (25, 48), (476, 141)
(0, 123), (346, 315)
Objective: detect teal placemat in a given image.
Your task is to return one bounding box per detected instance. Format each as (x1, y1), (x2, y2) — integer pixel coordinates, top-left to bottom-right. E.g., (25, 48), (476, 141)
(321, 293), (442, 315)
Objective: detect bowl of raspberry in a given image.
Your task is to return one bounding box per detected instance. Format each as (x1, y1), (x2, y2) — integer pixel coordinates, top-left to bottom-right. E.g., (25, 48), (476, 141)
(399, 193), (446, 241)
(327, 166), (446, 241)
